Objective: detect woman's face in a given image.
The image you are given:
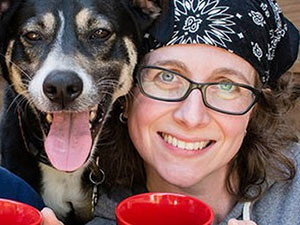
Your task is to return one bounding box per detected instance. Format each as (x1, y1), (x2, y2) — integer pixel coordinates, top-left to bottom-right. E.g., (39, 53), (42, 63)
(127, 44), (257, 190)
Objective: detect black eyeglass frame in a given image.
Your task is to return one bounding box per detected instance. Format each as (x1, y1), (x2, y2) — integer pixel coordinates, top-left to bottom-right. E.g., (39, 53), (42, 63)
(136, 65), (262, 115)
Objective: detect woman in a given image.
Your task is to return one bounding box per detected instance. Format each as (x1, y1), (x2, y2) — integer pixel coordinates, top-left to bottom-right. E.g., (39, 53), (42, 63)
(85, 0), (300, 224)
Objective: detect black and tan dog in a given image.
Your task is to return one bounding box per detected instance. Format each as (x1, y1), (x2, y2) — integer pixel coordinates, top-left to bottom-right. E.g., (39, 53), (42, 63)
(0, 0), (158, 224)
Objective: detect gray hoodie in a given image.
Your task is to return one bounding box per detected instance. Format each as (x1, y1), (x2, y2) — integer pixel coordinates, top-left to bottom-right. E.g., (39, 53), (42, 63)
(86, 143), (300, 225)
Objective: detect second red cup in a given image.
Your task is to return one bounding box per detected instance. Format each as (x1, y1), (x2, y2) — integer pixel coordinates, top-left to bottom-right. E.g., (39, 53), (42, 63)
(115, 192), (214, 225)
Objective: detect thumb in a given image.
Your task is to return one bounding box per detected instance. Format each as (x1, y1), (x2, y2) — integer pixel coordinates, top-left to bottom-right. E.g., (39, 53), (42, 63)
(41, 207), (64, 225)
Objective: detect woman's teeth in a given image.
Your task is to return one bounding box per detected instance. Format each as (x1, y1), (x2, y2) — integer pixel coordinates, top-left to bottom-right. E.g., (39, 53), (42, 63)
(162, 133), (210, 151)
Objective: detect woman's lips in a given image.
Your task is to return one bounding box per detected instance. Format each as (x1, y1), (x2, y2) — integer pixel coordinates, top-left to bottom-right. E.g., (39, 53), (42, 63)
(159, 132), (214, 151)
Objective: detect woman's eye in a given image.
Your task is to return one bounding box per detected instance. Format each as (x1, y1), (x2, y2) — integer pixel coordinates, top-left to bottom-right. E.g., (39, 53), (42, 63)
(90, 29), (111, 40)
(214, 83), (240, 100)
(219, 83), (234, 92)
(159, 72), (175, 82)
(23, 31), (42, 42)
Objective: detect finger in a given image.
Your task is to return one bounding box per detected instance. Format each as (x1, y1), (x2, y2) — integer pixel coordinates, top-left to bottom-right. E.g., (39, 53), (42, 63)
(41, 207), (64, 225)
(228, 218), (257, 225)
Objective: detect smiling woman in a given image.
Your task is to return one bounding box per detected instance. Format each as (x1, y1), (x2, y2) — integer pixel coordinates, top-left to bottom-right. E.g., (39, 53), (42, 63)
(86, 0), (300, 225)
(128, 44), (257, 194)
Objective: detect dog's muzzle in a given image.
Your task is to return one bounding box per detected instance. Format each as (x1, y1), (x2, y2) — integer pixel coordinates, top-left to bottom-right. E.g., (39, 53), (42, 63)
(39, 70), (101, 172)
(43, 70), (83, 108)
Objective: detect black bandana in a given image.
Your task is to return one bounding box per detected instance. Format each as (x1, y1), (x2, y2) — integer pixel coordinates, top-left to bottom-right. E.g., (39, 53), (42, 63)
(143, 0), (299, 85)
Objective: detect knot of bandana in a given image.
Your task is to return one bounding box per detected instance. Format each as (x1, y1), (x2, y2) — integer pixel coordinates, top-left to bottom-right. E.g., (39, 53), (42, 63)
(143, 0), (299, 85)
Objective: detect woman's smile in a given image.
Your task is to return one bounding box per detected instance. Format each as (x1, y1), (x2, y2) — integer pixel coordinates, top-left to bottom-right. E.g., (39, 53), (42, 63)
(160, 132), (214, 151)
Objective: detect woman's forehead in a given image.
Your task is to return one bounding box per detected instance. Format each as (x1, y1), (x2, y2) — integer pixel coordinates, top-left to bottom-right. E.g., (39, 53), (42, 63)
(146, 44), (257, 83)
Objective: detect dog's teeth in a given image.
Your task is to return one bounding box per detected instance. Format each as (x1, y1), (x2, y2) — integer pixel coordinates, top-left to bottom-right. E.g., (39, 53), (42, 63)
(98, 114), (104, 123)
(90, 111), (97, 122)
(46, 114), (53, 124)
(89, 123), (92, 129)
(91, 105), (98, 112)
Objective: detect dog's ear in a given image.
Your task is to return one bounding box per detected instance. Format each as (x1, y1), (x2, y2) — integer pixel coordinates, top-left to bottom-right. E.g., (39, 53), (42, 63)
(130, 0), (161, 30)
(0, 0), (22, 80)
(0, 0), (11, 79)
(0, 0), (16, 41)
(120, 0), (161, 55)
(132, 0), (161, 19)
(0, 0), (10, 15)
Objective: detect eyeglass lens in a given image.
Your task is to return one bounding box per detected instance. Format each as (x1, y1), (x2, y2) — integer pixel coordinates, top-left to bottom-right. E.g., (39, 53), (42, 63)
(138, 67), (257, 115)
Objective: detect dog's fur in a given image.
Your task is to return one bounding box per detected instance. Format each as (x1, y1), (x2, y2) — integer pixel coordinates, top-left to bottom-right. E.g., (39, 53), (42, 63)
(0, 0), (158, 224)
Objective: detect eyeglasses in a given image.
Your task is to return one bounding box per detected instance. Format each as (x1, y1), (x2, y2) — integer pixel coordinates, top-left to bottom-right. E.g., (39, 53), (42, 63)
(136, 66), (261, 115)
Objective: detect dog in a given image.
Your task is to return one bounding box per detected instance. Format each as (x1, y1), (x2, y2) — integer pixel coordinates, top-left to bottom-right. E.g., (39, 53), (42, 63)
(0, 0), (159, 224)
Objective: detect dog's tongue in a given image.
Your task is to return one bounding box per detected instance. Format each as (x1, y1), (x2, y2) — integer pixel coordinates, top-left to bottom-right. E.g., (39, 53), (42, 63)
(45, 112), (92, 172)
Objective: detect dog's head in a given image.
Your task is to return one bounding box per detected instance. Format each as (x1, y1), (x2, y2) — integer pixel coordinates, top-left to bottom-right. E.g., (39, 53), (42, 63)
(0, 0), (159, 172)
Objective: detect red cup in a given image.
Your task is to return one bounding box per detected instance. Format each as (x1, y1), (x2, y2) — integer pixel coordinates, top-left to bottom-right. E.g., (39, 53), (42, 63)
(0, 198), (42, 225)
(115, 192), (214, 225)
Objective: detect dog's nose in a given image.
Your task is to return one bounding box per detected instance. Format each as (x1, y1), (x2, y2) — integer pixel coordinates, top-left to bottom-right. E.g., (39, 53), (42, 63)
(43, 70), (83, 106)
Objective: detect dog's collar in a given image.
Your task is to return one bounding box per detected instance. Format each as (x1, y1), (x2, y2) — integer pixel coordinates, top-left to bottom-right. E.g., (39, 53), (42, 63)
(17, 106), (53, 167)
(89, 157), (105, 212)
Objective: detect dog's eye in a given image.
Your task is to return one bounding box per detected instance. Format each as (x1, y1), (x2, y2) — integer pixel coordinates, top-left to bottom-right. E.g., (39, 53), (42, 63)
(23, 31), (42, 42)
(90, 29), (111, 40)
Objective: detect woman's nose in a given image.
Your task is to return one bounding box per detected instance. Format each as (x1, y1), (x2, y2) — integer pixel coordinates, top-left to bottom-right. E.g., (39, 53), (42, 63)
(173, 90), (211, 128)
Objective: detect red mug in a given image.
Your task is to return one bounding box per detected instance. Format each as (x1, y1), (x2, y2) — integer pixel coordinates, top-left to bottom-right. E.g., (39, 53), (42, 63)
(0, 198), (42, 225)
(115, 192), (214, 225)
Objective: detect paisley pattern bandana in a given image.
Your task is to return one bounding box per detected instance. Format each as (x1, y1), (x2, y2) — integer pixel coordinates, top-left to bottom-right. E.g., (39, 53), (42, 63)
(143, 0), (299, 85)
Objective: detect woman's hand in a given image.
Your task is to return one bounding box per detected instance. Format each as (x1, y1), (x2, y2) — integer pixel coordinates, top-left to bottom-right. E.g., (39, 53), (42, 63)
(41, 207), (64, 225)
(228, 218), (257, 225)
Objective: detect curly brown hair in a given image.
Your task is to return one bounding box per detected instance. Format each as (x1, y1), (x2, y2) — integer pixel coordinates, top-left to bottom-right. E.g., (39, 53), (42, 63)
(228, 72), (300, 201)
(96, 72), (300, 202)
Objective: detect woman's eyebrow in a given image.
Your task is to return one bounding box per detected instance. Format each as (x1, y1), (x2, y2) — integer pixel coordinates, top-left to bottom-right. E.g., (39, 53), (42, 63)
(212, 68), (253, 84)
(153, 60), (189, 72)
